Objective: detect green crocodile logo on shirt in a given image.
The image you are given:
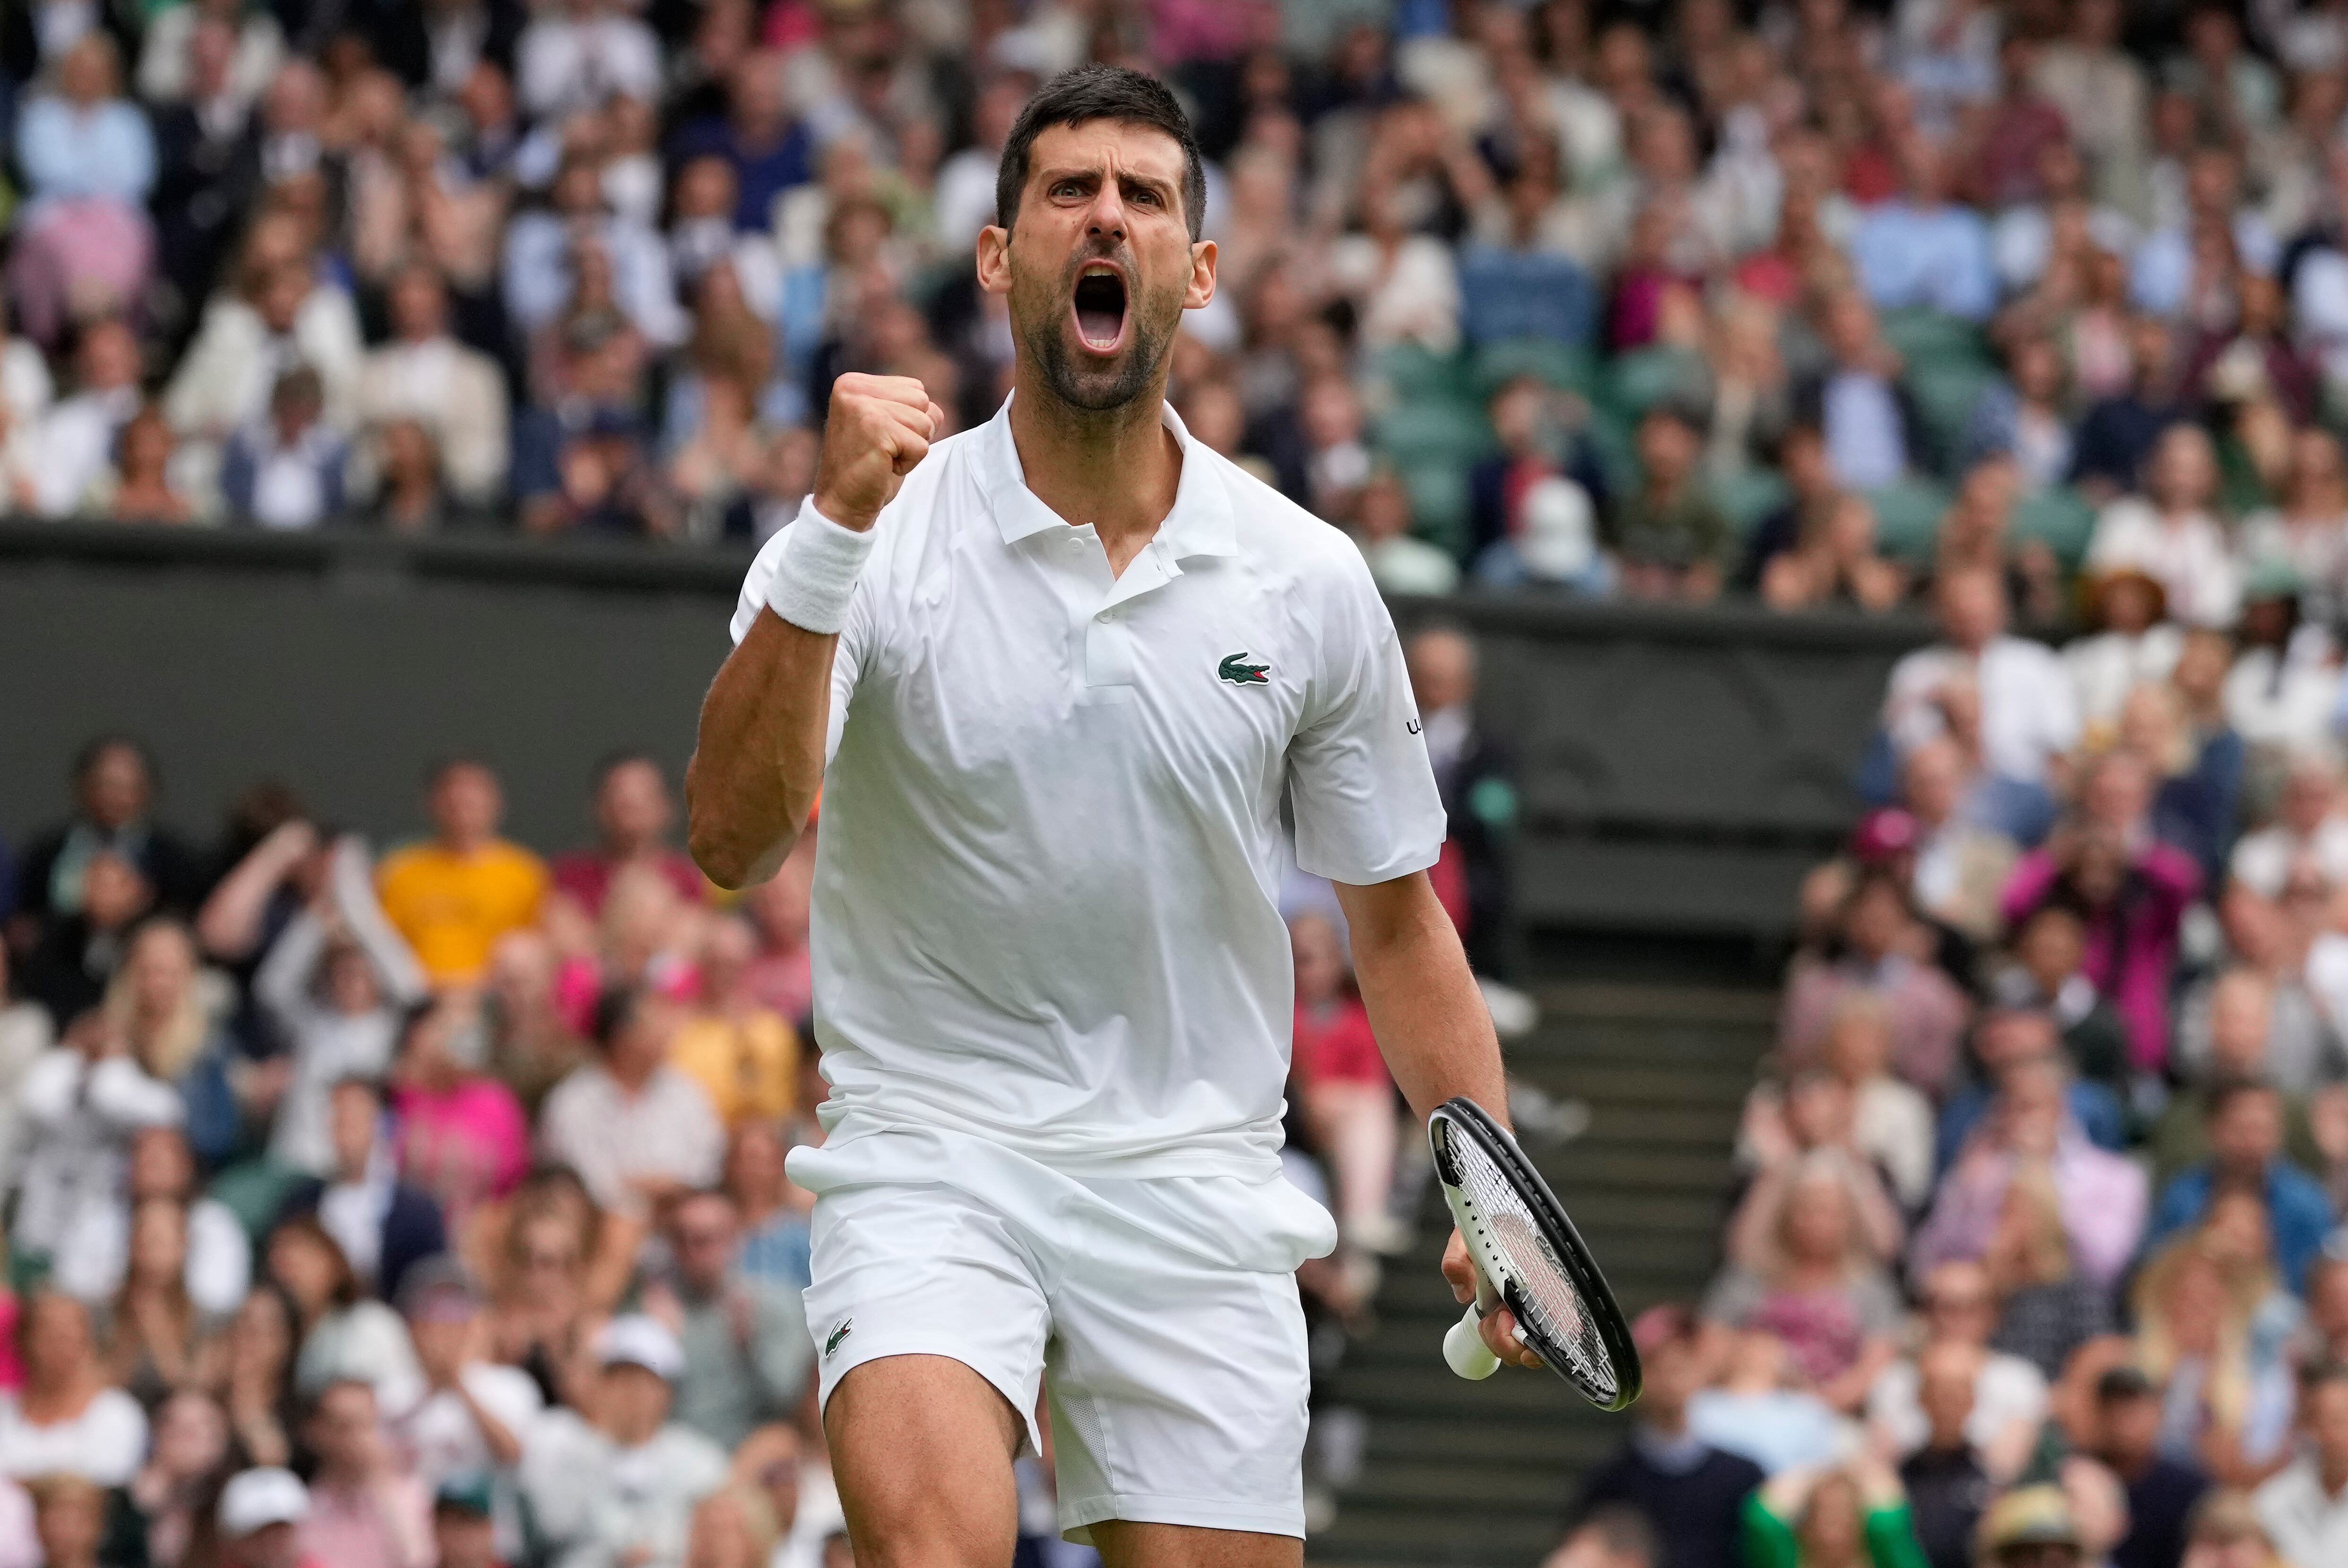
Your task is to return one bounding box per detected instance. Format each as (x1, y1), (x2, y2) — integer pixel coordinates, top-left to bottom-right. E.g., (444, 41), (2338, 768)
(1218, 652), (1270, 686)
(825, 1318), (852, 1358)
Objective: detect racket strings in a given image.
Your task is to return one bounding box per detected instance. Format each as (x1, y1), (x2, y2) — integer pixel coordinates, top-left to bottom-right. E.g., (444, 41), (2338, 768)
(1456, 1142), (1618, 1401)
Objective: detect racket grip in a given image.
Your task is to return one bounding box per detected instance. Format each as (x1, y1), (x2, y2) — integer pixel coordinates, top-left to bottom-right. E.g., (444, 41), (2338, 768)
(1444, 1305), (1501, 1380)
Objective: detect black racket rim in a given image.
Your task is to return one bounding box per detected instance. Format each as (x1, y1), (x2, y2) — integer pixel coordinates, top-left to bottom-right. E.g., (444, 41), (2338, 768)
(1430, 1095), (1643, 1411)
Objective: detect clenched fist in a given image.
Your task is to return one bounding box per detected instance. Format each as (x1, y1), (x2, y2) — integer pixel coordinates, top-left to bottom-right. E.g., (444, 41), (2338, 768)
(813, 373), (949, 532)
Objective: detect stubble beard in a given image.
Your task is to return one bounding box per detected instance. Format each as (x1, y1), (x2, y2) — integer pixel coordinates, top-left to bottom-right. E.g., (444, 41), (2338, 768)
(1015, 258), (1178, 416)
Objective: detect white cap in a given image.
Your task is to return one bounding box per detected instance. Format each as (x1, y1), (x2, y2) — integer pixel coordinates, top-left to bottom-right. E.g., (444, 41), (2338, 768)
(595, 1313), (685, 1380)
(1518, 475), (1597, 582)
(218, 1468), (309, 1537)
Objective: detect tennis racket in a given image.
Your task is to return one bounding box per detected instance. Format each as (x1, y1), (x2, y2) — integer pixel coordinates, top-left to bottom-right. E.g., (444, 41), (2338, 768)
(1431, 1095), (1641, 1411)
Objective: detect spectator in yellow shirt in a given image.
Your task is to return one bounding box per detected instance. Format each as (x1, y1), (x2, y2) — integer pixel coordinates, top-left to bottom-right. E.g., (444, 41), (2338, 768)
(668, 915), (798, 1128)
(376, 759), (548, 987)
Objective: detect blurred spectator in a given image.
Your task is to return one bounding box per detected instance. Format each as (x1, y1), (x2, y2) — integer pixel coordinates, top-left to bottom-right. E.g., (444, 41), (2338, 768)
(2067, 572), (2182, 749)
(104, 1196), (223, 1407)
(164, 258), (364, 491)
(723, 1121), (809, 1293)
(354, 266), (511, 508)
(548, 754), (704, 920)
(1701, 1154), (1905, 1414)
(1887, 569), (2080, 790)
(1901, 738), (2022, 945)
(1290, 911), (1403, 1265)
(538, 985), (721, 1222)
(375, 759), (549, 989)
(2002, 751), (2202, 1076)
(266, 1214), (422, 1412)
(218, 1286), (300, 1471)
(2087, 424), (2240, 629)
(296, 1376), (431, 1568)
(2143, 1081), (2337, 1294)
(644, 1190), (812, 1451)
(278, 1078), (449, 1306)
(1573, 1306), (1765, 1568)
(1982, 1165), (2116, 1384)
(2071, 320), (2182, 502)
(385, 995), (530, 1231)
(519, 1315), (730, 1568)
(213, 1466), (315, 1568)
(1965, 336), (2076, 493)
(1913, 1053), (2148, 1291)
(1353, 466), (1458, 596)
(1761, 495), (1906, 615)
(221, 365), (351, 530)
(254, 837), (427, 1178)
(1870, 1262), (2049, 1481)
(1801, 293), (1918, 495)
(0, 1292), (148, 1485)
(1779, 868), (1972, 1103)
(1545, 1507), (1663, 1568)
(2237, 430), (2348, 626)
(7, 36), (157, 349)
(1738, 1459), (1929, 1568)
(1895, 1341), (1998, 1568)
(1612, 402), (1730, 601)
(53, 1125), (250, 1319)
(1852, 140), (1996, 322)
(127, 1392), (230, 1568)
(670, 917), (799, 1131)
(2093, 1365), (2212, 1568)
(2251, 1359), (2348, 1568)
(12, 737), (204, 944)
(386, 1256), (537, 1559)
(1687, 1325), (1847, 1475)
(1406, 627), (1516, 978)
(2145, 1182), (2304, 1463)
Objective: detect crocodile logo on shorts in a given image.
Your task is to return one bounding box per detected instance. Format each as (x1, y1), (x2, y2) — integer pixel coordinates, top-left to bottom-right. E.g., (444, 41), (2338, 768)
(1218, 652), (1270, 686)
(825, 1318), (852, 1358)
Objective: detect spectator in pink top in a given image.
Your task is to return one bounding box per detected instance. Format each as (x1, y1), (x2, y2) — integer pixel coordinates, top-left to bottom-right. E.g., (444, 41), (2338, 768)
(386, 997), (529, 1233)
(2000, 751), (2201, 1075)
(547, 754), (705, 921)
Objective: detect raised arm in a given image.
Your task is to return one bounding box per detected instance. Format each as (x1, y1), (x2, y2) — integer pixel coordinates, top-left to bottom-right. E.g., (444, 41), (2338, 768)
(686, 375), (942, 889)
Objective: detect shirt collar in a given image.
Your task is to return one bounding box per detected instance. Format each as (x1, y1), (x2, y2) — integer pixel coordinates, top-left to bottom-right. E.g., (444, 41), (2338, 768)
(975, 392), (1237, 560)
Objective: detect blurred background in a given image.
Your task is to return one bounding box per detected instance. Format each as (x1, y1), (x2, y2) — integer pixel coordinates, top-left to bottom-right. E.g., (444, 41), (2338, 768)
(7, 2), (2348, 1568)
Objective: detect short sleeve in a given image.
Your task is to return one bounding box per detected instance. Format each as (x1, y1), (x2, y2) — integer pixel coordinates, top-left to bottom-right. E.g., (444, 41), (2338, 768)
(730, 506), (873, 765)
(1286, 551), (1446, 886)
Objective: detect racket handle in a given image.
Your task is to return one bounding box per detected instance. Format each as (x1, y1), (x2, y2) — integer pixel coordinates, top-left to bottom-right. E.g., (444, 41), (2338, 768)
(1444, 1305), (1501, 1380)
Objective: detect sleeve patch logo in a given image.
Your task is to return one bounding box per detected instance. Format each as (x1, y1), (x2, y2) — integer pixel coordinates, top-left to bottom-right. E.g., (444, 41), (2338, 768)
(825, 1317), (853, 1358)
(1217, 652), (1271, 685)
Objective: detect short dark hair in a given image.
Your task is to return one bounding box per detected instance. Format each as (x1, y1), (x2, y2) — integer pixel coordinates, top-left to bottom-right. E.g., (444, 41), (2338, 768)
(73, 732), (157, 788)
(591, 983), (647, 1049)
(995, 65), (1206, 242)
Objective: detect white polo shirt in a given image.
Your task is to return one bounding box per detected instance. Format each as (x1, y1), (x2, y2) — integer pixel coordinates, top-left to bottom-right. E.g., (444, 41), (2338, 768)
(731, 395), (1444, 1185)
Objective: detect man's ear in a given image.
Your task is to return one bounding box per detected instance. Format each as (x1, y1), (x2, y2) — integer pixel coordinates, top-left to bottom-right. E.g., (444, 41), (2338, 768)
(1183, 238), (1217, 311)
(976, 225), (1013, 296)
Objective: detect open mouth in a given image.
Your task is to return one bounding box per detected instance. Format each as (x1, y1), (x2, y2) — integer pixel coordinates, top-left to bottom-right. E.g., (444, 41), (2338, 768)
(1073, 267), (1128, 353)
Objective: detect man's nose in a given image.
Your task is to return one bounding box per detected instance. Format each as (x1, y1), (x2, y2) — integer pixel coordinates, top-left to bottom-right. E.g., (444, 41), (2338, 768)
(1084, 183), (1128, 240)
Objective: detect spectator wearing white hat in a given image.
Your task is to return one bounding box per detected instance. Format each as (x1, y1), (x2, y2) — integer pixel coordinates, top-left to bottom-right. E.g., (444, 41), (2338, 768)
(216, 1466), (317, 1568)
(519, 1315), (730, 1568)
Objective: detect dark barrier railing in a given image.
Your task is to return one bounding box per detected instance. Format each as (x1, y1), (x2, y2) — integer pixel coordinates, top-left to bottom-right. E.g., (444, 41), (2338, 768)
(0, 521), (1931, 940)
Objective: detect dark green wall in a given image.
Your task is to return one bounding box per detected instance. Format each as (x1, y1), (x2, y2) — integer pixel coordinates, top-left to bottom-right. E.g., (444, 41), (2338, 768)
(1, 524), (1928, 936)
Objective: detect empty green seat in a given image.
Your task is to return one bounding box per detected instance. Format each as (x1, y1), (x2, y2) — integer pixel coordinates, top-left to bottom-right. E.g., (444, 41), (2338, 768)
(2010, 485), (2099, 571)
(1866, 477), (1954, 563)
(1374, 398), (1495, 466)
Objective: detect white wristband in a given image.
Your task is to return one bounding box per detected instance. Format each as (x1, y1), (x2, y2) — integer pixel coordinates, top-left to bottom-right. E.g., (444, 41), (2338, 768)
(765, 497), (875, 635)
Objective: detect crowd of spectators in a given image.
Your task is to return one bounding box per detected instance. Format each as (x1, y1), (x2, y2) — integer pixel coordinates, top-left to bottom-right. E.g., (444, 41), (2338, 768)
(0, 0), (2328, 621)
(1564, 444), (2348, 1558)
(0, 737), (859, 1568)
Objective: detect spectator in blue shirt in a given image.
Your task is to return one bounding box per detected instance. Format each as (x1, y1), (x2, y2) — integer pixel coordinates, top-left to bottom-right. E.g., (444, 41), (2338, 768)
(664, 50), (812, 234)
(1938, 1010), (2130, 1174)
(2143, 1080), (2337, 1292)
(1850, 139), (1997, 322)
(13, 35), (157, 212)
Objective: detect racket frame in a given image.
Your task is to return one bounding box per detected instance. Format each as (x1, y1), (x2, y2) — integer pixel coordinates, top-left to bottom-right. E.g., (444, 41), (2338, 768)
(1428, 1095), (1643, 1411)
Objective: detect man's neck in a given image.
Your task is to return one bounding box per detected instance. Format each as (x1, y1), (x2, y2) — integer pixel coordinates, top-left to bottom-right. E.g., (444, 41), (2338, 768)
(439, 832), (489, 858)
(1009, 377), (1183, 575)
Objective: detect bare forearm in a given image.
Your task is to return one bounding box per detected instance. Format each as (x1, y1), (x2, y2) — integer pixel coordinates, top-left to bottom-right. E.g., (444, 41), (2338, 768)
(1334, 872), (1508, 1128)
(685, 610), (834, 889)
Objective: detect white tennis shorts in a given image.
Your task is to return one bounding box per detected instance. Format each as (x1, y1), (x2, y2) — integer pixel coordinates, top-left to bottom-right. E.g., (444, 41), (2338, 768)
(800, 1157), (1321, 1542)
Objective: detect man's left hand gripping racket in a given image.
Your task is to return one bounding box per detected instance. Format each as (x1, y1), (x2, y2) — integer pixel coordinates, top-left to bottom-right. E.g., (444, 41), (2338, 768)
(1430, 1096), (1642, 1411)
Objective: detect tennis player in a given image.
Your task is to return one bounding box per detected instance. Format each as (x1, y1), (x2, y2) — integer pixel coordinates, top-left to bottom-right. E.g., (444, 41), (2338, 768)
(687, 64), (1532, 1568)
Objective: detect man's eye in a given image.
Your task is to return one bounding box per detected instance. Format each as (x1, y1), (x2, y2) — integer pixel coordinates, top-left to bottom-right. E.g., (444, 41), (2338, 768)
(1052, 181), (1084, 198)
